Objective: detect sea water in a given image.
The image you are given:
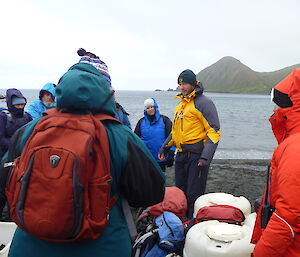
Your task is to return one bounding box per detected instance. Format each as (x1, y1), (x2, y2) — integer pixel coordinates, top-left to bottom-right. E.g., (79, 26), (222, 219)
(0, 89), (277, 159)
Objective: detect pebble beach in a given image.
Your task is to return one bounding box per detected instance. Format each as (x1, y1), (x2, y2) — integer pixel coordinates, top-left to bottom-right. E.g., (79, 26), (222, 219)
(165, 159), (269, 209)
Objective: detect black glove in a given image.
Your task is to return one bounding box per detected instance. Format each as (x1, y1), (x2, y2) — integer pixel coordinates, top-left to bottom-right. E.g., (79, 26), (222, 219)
(166, 150), (175, 167)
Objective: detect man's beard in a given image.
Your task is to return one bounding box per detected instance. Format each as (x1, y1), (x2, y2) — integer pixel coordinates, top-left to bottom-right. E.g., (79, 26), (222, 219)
(43, 100), (54, 108)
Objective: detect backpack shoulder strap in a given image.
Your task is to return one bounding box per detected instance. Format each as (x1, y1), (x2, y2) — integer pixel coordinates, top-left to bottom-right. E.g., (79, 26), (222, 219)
(161, 114), (168, 124)
(134, 118), (144, 137)
(183, 218), (196, 235)
(160, 115), (172, 138)
(93, 113), (121, 124)
(42, 108), (122, 124)
(121, 197), (137, 240)
(94, 113), (137, 241)
(42, 108), (59, 116)
(133, 228), (159, 257)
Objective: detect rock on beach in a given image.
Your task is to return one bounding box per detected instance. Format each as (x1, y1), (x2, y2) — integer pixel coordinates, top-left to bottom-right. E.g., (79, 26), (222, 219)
(165, 159), (269, 209)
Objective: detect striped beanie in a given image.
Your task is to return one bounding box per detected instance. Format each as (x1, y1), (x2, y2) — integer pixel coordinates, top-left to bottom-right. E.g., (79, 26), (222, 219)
(77, 48), (111, 85)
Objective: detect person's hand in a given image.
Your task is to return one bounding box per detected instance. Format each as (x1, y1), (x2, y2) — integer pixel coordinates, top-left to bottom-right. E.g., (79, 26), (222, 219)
(198, 158), (208, 166)
(158, 152), (166, 161)
(198, 161), (206, 166)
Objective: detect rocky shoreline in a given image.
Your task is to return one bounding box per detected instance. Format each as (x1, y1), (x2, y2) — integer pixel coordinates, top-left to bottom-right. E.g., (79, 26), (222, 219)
(165, 159), (269, 209)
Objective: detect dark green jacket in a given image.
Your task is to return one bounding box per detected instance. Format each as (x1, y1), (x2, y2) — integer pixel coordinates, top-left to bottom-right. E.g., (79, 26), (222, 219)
(2, 63), (165, 257)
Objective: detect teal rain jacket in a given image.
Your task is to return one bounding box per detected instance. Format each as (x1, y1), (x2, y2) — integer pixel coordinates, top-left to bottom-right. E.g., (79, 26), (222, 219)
(4, 63), (165, 257)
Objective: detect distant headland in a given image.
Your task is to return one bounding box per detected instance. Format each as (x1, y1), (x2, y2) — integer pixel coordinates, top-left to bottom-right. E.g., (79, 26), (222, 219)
(155, 88), (177, 92)
(156, 57), (300, 94)
(196, 56), (300, 94)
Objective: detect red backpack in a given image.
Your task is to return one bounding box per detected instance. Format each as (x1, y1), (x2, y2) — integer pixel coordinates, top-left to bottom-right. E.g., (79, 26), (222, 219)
(136, 187), (187, 233)
(142, 187), (187, 219)
(5, 109), (119, 242)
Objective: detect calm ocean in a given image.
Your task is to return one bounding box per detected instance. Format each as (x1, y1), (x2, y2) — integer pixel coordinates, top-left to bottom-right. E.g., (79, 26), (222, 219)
(0, 89), (277, 159)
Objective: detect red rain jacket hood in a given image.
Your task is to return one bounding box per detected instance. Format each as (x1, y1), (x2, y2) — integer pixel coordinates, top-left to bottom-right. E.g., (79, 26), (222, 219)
(270, 68), (300, 144)
(252, 68), (300, 257)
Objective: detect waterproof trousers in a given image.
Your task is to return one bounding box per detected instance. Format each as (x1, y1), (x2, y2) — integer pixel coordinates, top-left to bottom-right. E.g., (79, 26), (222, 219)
(175, 152), (210, 219)
(158, 162), (166, 172)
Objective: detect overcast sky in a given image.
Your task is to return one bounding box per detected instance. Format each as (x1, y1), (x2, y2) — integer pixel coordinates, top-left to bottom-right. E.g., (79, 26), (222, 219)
(0, 0), (299, 91)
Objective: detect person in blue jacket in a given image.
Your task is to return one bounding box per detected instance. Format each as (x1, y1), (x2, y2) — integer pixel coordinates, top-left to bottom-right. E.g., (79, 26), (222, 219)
(134, 98), (175, 172)
(0, 62), (165, 257)
(27, 82), (56, 119)
(115, 102), (131, 129)
(0, 88), (32, 159)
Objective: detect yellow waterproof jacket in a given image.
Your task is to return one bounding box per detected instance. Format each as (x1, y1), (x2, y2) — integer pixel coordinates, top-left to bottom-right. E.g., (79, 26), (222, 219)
(166, 85), (221, 162)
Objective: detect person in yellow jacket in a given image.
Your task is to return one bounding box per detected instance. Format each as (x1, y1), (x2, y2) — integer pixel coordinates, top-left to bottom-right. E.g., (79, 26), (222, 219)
(159, 69), (221, 218)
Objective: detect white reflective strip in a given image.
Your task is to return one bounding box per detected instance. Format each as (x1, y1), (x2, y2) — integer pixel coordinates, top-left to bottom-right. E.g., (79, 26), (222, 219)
(273, 212), (294, 240)
(270, 88), (274, 102)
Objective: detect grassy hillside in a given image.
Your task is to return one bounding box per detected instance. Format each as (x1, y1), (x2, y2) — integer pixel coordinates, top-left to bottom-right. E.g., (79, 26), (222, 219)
(196, 56), (300, 94)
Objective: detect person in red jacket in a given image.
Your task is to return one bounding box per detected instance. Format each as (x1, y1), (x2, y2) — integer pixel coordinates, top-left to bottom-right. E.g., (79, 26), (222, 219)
(251, 68), (300, 257)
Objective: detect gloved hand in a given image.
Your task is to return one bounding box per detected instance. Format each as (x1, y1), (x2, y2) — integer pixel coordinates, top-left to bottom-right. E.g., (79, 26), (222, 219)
(166, 150), (175, 167)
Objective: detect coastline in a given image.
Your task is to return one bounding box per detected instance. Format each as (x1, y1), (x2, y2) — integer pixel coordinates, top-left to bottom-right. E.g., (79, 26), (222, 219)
(165, 159), (269, 209)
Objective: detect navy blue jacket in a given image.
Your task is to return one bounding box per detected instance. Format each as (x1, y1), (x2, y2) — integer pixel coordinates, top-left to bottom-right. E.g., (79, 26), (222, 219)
(115, 102), (131, 129)
(0, 88), (32, 158)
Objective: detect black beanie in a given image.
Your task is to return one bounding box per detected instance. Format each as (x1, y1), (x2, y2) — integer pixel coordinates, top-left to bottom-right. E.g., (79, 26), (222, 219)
(177, 69), (197, 86)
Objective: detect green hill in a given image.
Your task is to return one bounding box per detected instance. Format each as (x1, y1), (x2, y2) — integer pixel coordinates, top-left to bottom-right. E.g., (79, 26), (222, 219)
(196, 56), (300, 94)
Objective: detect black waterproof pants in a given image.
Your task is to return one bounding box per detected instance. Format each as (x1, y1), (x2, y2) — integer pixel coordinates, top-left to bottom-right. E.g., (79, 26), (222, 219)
(175, 152), (210, 219)
(158, 162), (166, 172)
